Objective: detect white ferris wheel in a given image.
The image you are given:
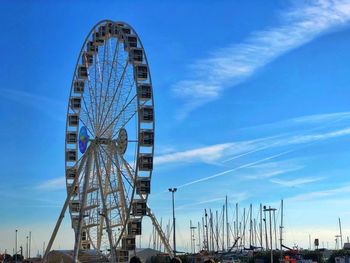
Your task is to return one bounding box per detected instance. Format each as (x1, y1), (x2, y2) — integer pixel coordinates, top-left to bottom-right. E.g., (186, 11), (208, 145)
(43, 20), (172, 263)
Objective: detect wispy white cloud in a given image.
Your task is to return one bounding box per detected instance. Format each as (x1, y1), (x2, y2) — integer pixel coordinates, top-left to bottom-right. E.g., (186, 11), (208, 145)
(0, 88), (65, 121)
(176, 192), (249, 211)
(287, 184), (350, 201)
(243, 160), (304, 180)
(154, 136), (279, 165)
(156, 124), (350, 166)
(177, 150), (293, 188)
(155, 142), (234, 165)
(172, 0), (350, 118)
(36, 177), (66, 191)
(270, 177), (324, 187)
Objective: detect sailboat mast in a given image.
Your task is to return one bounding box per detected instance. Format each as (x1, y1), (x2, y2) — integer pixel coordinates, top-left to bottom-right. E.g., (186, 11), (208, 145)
(226, 196), (229, 249)
(280, 199), (284, 259)
(260, 203), (263, 248)
(222, 205), (225, 251)
(249, 204), (252, 248)
(339, 217), (343, 249)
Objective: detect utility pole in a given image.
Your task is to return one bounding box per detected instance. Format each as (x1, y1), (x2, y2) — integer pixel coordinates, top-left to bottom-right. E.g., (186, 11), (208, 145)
(168, 188), (177, 256)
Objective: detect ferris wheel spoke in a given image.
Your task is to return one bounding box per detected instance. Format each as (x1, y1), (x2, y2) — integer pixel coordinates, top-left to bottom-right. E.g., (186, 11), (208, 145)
(96, 147), (125, 216)
(99, 59), (129, 135)
(98, 39), (119, 128)
(100, 93), (137, 138)
(81, 95), (97, 135)
(81, 55), (98, 131)
(96, 148), (126, 237)
(113, 153), (128, 226)
(96, 40), (108, 130)
(111, 80), (136, 135)
(115, 151), (136, 182)
(112, 99), (148, 139)
(96, 147), (113, 250)
(98, 144), (133, 187)
(83, 68), (98, 132)
(94, 148), (116, 259)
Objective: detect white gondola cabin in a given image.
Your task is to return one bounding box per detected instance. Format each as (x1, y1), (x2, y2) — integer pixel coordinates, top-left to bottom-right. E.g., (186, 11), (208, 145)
(139, 129), (154, 146)
(99, 25), (110, 39)
(135, 64), (148, 81)
(129, 48), (143, 64)
(122, 236), (136, 250)
(116, 250), (128, 262)
(93, 31), (104, 46)
(128, 220), (142, 235)
(66, 131), (77, 144)
(137, 84), (152, 100)
(70, 200), (80, 213)
(132, 199), (147, 216)
(66, 167), (77, 179)
(66, 149), (77, 162)
(136, 177), (151, 194)
(138, 153), (153, 171)
(82, 52), (93, 66)
(124, 35), (137, 50)
(68, 114), (79, 126)
(71, 215), (79, 230)
(70, 97), (81, 111)
(140, 106), (154, 122)
(122, 25), (131, 35)
(73, 80), (85, 94)
(81, 242), (91, 250)
(78, 65), (88, 79)
(67, 184), (78, 197)
(87, 41), (98, 54)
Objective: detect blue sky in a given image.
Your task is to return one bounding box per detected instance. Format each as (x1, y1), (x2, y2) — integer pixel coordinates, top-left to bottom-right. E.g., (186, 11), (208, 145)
(1, 0), (350, 254)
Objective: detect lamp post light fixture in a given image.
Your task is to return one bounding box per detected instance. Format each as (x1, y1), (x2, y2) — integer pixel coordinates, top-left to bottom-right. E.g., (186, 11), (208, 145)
(169, 188), (177, 256)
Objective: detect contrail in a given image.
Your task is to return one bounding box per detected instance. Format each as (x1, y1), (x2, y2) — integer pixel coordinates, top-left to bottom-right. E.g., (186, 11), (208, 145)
(177, 149), (294, 189)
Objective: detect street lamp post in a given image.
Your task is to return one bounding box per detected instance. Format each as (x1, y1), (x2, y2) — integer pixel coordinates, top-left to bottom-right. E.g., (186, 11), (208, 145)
(169, 188), (177, 256)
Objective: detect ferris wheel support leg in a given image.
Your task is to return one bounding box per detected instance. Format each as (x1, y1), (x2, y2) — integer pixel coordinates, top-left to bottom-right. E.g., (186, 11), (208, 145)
(43, 148), (90, 263)
(73, 151), (93, 263)
(94, 150), (116, 263)
(146, 206), (174, 258)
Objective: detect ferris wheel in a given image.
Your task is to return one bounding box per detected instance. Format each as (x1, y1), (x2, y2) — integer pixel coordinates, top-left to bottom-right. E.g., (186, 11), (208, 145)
(43, 20), (159, 263)
(44, 20), (173, 263)
(65, 20), (155, 261)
